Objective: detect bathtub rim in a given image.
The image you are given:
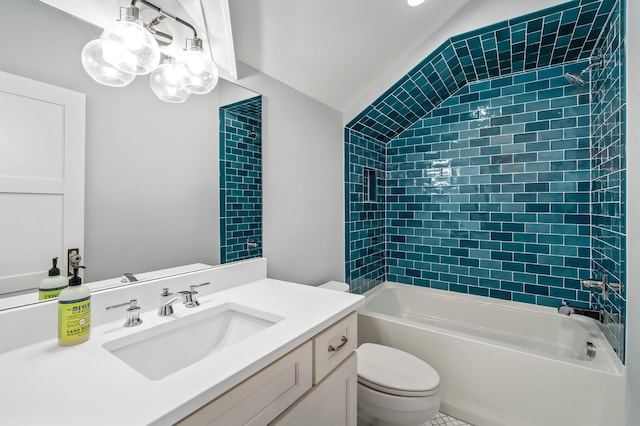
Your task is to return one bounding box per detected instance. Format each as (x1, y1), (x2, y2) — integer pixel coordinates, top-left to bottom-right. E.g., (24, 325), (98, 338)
(358, 281), (624, 376)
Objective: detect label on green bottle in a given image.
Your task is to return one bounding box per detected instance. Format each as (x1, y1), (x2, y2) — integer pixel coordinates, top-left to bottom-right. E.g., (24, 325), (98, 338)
(58, 296), (91, 341)
(38, 287), (66, 300)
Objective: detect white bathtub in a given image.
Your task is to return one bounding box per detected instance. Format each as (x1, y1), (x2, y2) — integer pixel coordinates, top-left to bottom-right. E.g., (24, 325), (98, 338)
(357, 282), (625, 426)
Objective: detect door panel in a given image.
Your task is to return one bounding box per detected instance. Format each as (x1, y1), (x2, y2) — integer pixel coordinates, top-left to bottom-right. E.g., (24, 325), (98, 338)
(0, 71), (85, 295)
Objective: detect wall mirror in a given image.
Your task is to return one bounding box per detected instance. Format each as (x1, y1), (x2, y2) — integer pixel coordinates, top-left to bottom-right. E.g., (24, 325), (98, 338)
(0, 0), (262, 309)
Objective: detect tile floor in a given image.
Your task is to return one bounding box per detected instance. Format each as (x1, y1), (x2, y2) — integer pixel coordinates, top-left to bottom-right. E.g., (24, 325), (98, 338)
(428, 412), (472, 426)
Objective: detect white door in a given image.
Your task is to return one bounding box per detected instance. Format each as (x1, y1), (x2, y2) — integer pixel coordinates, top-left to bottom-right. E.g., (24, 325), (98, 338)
(0, 70), (85, 295)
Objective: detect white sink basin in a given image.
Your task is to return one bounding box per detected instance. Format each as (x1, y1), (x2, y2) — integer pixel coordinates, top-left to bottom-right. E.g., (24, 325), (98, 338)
(103, 302), (283, 380)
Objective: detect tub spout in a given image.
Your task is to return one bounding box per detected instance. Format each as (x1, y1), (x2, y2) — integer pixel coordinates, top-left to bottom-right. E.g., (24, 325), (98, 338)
(558, 302), (573, 315)
(558, 302), (604, 322)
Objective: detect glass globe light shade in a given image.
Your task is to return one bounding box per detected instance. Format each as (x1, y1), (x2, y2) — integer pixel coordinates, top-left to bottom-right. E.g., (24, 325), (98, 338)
(100, 20), (160, 75)
(181, 49), (219, 94)
(150, 59), (191, 103)
(81, 38), (135, 87)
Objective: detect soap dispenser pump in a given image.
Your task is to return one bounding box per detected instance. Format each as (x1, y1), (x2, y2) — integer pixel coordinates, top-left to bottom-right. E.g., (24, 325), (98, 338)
(58, 266), (91, 346)
(38, 257), (68, 300)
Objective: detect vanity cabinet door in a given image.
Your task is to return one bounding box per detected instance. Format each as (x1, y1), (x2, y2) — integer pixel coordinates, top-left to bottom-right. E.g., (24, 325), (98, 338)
(271, 353), (357, 426)
(177, 341), (312, 426)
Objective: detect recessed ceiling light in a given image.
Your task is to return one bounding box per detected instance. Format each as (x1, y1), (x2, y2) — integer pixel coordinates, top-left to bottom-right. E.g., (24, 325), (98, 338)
(407, 0), (426, 6)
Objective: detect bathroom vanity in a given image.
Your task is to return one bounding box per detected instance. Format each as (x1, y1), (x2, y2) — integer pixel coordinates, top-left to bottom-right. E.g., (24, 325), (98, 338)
(179, 312), (357, 425)
(0, 259), (362, 425)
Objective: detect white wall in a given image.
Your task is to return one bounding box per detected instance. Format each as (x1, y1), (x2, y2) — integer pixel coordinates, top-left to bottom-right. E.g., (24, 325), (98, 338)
(219, 81), (259, 107)
(1, 0), (221, 282)
(626, 1), (638, 423)
(235, 63), (346, 285)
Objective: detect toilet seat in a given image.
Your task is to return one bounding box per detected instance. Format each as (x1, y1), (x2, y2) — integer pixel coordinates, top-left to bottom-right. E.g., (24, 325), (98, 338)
(357, 343), (440, 397)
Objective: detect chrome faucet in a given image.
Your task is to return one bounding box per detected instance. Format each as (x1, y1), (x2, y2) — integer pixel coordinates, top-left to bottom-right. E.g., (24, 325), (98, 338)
(120, 273), (138, 283)
(158, 282), (211, 316)
(106, 299), (143, 327)
(158, 296), (181, 316)
(558, 301), (604, 322)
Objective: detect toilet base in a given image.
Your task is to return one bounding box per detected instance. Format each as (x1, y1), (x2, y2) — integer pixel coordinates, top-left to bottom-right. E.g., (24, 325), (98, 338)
(357, 383), (440, 426)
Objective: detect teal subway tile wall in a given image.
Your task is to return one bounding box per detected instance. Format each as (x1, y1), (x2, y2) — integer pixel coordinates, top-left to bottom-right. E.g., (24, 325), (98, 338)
(345, 129), (386, 293)
(345, 0), (626, 361)
(383, 62), (592, 306)
(591, 0), (626, 359)
(220, 96), (262, 263)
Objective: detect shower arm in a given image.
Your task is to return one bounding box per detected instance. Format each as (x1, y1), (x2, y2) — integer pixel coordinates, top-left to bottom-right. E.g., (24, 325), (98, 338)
(580, 58), (605, 76)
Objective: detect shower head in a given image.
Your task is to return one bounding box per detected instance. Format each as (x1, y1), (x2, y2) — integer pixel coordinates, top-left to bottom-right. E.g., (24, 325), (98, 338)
(564, 72), (587, 87)
(564, 57), (605, 87)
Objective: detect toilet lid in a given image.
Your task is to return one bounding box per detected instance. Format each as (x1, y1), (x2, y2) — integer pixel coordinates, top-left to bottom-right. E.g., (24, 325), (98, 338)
(356, 343), (440, 397)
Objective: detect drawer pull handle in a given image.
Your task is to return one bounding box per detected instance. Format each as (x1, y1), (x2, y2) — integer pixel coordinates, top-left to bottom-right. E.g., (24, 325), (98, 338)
(328, 336), (348, 352)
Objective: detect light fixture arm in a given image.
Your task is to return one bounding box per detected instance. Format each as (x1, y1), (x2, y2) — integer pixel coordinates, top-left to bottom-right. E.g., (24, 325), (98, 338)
(131, 0), (198, 38)
(145, 15), (174, 46)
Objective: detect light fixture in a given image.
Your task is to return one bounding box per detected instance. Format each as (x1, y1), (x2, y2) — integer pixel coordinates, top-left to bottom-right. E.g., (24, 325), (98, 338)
(407, 0), (427, 6)
(180, 37), (218, 94)
(81, 39), (136, 87)
(100, 6), (161, 75)
(181, 38), (219, 94)
(80, 0), (219, 103)
(150, 57), (191, 103)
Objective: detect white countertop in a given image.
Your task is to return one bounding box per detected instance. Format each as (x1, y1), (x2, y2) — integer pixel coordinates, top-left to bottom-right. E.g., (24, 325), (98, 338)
(0, 278), (363, 425)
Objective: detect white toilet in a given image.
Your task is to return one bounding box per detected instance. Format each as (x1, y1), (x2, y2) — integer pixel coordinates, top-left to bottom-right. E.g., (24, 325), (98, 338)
(317, 282), (441, 426)
(356, 343), (441, 426)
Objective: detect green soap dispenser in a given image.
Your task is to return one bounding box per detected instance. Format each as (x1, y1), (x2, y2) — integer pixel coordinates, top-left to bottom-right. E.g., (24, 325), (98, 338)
(38, 257), (68, 300)
(58, 266), (91, 346)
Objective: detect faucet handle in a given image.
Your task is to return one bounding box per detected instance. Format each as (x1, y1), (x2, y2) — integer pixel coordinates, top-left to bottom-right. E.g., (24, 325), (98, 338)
(106, 299), (143, 327)
(189, 282), (211, 294)
(161, 287), (172, 297)
(188, 282), (211, 307)
(106, 299), (141, 311)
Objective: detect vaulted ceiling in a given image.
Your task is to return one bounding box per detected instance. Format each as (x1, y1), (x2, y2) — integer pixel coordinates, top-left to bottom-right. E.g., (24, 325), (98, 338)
(41, 0), (593, 125)
(227, 0), (575, 120)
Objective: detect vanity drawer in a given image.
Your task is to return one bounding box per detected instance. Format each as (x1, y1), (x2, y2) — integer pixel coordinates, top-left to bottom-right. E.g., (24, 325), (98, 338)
(312, 312), (357, 384)
(177, 341), (312, 426)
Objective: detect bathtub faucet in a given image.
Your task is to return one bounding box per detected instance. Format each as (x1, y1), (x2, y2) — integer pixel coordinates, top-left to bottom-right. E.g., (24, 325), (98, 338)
(558, 301), (604, 322)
